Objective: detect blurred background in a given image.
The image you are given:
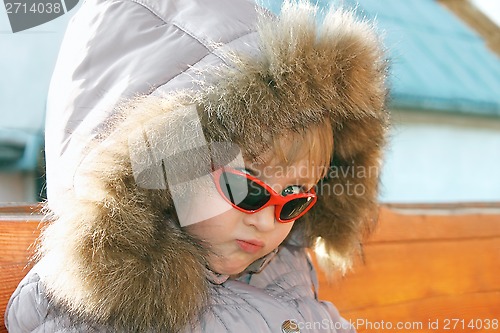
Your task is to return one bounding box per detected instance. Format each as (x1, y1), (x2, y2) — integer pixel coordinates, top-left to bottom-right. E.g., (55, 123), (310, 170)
(1, 0), (499, 203)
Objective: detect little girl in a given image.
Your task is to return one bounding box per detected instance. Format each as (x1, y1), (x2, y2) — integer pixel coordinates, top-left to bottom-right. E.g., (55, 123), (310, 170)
(6, 1), (388, 332)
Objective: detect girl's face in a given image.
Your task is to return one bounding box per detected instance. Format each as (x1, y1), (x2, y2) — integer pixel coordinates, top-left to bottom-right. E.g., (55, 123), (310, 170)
(184, 157), (324, 276)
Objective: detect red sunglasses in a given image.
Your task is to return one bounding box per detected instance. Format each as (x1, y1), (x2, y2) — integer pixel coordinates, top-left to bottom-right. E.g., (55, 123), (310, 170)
(212, 167), (317, 223)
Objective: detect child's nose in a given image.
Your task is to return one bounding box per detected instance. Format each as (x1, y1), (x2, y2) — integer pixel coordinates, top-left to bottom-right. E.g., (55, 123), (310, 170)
(243, 205), (276, 232)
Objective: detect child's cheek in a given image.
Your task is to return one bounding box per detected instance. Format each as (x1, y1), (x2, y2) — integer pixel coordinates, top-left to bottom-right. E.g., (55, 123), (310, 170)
(177, 191), (233, 227)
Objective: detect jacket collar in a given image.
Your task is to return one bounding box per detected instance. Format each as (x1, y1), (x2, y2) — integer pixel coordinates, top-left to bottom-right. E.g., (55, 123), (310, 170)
(206, 248), (279, 285)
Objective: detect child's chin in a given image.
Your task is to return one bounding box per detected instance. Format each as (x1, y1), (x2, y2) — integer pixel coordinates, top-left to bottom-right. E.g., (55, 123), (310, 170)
(211, 261), (250, 276)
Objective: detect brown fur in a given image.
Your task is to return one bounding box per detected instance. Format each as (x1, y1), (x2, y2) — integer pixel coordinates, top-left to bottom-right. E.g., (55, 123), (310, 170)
(38, 2), (388, 332)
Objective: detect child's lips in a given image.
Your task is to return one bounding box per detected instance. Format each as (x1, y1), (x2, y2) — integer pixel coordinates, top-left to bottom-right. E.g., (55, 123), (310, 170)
(236, 239), (265, 254)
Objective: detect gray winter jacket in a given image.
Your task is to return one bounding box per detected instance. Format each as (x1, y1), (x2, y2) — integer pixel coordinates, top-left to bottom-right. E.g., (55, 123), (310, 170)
(6, 244), (355, 332)
(6, 0), (389, 331)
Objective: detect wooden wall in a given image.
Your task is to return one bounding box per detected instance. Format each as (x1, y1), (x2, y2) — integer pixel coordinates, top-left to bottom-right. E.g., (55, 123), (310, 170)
(0, 205), (42, 333)
(315, 204), (500, 332)
(1, 204), (499, 332)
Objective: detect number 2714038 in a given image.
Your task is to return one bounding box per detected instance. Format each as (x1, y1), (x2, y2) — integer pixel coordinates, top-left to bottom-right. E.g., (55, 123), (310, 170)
(5, 2), (62, 14)
(443, 318), (498, 330)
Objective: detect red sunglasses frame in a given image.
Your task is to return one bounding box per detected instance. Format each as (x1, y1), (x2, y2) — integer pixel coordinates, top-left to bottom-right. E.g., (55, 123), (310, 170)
(212, 167), (317, 223)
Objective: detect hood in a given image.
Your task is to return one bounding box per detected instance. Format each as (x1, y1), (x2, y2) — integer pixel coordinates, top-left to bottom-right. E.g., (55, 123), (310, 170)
(38, 2), (389, 332)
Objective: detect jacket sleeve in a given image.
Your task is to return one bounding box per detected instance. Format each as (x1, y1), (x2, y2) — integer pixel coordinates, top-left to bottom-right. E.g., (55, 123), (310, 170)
(5, 267), (104, 333)
(5, 269), (49, 332)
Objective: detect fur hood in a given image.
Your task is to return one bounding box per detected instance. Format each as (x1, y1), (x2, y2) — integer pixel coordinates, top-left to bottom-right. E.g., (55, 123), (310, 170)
(38, 2), (388, 332)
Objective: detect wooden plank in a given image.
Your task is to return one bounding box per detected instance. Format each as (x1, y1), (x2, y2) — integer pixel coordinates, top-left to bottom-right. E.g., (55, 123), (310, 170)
(0, 217), (42, 333)
(382, 201), (500, 211)
(369, 206), (500, 243)
(0, 203), (43, 215)
(439, 0), (500, 55)
(0, 263), (34, 327)
(385, 202), (500, 210)
(341, 292), (500, 333)
(317, 237), (500, 311)
(0, 221), (42, 262)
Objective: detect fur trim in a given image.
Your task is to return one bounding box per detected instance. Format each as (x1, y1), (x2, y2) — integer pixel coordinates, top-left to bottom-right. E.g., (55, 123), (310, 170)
(39, 2), (388, 332)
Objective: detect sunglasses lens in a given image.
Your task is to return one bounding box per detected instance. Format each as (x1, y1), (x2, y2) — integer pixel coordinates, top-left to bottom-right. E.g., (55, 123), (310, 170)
(280, 197), (314, 221)
(219, 172), (270, 211)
